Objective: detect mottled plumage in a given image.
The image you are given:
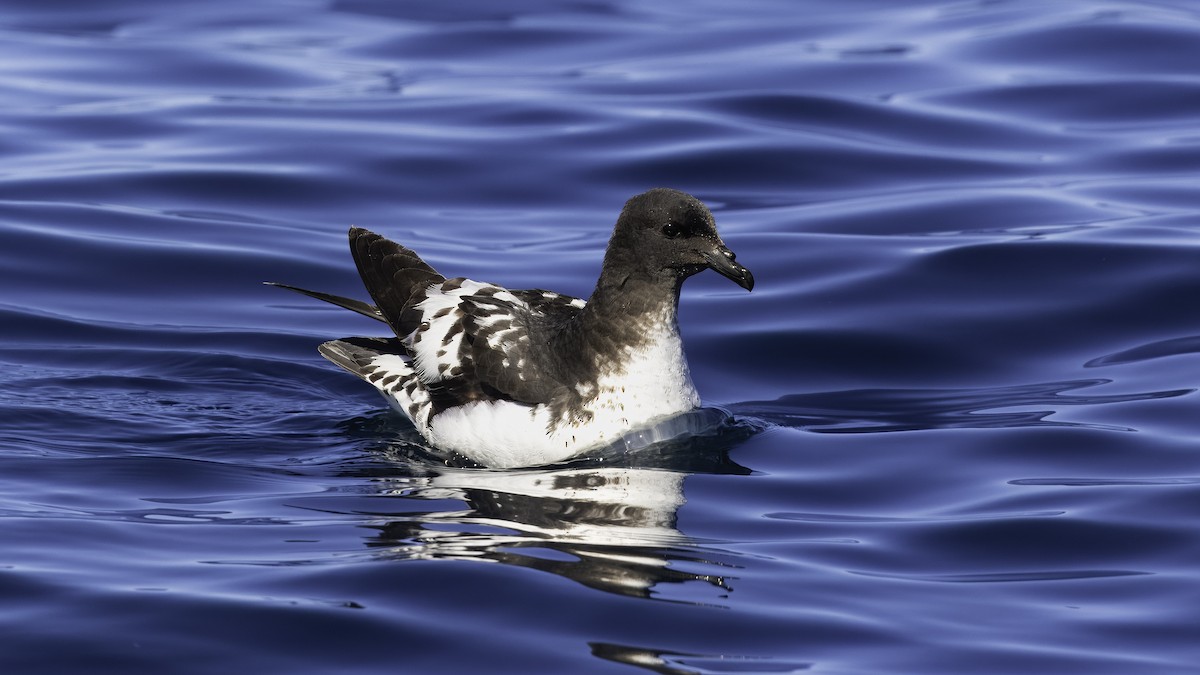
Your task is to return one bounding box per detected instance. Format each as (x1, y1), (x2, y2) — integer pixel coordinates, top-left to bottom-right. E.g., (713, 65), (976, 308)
(270, 188), (753, 468)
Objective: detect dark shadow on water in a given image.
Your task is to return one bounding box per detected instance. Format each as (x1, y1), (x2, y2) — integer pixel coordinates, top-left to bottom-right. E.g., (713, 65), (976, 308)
(730, 379), (1193, 433)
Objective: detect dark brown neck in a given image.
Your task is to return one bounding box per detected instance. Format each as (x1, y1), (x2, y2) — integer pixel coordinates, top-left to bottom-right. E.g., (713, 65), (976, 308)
(542, 257), (682, 384)
(585, 259), (680, 325)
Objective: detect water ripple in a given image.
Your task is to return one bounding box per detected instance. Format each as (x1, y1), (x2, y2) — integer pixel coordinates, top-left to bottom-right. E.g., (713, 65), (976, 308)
(733, 380), (1192, 433)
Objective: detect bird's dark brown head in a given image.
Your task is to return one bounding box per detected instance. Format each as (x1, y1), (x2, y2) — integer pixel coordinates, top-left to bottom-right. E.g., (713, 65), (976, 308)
(606, 188), (754, 292)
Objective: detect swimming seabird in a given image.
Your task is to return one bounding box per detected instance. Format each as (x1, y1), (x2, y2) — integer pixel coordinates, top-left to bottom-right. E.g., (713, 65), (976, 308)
(269, 188), (753, 468)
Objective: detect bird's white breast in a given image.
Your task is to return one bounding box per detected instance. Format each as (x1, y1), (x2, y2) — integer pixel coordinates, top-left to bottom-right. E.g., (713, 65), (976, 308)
(423, 309), (700, 468)
(584, 313), (700, 431)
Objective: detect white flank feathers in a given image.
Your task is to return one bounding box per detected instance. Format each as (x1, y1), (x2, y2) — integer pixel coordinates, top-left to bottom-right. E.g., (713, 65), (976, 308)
(361, 305), (699, 468)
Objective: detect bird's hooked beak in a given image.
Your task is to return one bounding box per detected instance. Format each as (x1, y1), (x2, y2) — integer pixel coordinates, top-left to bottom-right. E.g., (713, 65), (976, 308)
(702, 244), (754, 291)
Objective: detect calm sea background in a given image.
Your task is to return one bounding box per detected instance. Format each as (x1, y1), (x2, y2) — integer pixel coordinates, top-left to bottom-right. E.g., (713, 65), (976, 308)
(2, 1), (1199, 673)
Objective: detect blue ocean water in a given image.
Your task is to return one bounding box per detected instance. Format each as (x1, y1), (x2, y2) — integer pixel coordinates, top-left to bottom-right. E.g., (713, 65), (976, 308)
(2, 0), (1199, 672)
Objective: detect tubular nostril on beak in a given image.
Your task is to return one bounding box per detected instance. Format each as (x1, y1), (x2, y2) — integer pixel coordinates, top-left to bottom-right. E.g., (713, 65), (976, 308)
(702, 246), (754, 291)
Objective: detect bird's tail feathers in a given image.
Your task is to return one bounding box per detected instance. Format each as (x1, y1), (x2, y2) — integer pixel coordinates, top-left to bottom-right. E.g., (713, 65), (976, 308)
(318, 336), (408, 378)
(264, 282), (386, 323)
(349, 227), (445, 338)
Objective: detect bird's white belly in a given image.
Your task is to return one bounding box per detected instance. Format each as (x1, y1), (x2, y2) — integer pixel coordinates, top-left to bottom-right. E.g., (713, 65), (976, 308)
(426, 327), (699, 468)
(584, 331), (701, 431)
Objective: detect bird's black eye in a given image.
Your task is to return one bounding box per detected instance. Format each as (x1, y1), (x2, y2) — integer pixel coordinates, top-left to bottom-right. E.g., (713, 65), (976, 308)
(662, 222), (683, 238)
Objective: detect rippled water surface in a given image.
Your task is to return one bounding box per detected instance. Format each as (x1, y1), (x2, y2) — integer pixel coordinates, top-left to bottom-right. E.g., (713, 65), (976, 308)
(3, 1), (1199, 673)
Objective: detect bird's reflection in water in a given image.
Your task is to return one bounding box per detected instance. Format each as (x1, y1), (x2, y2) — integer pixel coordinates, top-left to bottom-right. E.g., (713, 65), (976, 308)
(590, 642), (812, 675)
(360, 408), (757, 602)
